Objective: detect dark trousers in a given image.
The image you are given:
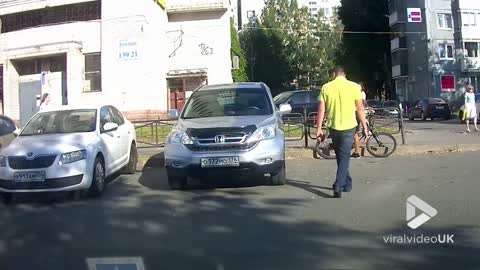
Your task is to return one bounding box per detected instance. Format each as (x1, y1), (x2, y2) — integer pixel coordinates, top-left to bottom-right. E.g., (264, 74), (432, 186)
(329, 128), (356, 192)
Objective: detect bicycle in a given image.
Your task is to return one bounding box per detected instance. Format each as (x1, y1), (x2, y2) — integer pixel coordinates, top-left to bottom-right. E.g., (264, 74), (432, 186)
(314, 112), (397, 159)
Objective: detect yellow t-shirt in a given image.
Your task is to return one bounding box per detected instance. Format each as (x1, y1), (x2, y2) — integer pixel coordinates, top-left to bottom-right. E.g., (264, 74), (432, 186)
(319, 77), (362, 131)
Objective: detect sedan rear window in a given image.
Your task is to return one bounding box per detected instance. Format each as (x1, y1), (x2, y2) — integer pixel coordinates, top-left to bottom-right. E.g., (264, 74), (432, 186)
(182, 88), (273, 119)
(428, 98), (446, 104)
(0, 116), (16, 136)
(367, 100), (383, 108)
(21, 110), (97, 136)
(383, 101), (398, 107)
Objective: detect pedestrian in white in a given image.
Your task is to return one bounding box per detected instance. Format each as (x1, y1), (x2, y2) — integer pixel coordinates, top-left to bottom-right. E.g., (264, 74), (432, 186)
(465, 85), (479, 133)
(39, 93), (51, 111)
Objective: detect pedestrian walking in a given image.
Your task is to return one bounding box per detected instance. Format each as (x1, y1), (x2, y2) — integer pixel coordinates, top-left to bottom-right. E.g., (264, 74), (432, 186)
(464, 85), (479, 132)
(316, 66), (368, 198)
(352, 82), (367, 159)
(39, 93), (51, 111)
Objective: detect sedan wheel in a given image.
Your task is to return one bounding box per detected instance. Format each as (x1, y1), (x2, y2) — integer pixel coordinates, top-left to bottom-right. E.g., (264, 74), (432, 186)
(88, 157), (106, 197)
(123, 143), (138, 174)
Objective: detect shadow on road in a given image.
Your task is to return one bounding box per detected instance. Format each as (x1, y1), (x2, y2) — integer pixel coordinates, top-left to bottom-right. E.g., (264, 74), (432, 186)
(1, 152), (479, 270)
(1, 175), (478, 270)
(286, 179), (333, 198)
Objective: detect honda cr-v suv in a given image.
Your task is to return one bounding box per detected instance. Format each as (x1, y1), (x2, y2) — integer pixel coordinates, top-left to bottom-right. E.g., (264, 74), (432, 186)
(164, 83), (292, 190)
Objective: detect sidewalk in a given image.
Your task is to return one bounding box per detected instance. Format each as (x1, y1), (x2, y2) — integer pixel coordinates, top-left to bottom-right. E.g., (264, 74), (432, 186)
(137, 123), (480, 169)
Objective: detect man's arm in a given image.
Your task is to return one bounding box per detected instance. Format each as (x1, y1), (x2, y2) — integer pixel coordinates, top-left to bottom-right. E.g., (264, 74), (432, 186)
(316, 100), (326, 139)
(356, 99), (368, 136)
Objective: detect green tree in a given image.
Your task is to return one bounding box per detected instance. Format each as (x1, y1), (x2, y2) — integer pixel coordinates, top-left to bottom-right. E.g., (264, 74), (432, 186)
(338, 0), (392, 99)
(240, 0), (342, 94)
(231, 18), (249, 82)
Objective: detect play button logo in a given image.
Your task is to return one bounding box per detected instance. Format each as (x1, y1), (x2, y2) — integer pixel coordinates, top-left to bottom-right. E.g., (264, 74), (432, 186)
(406, 195), (438, 229)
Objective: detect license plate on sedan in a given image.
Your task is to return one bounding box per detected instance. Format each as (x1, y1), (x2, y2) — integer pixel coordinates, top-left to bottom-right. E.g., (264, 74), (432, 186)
(14, 171), (46, 182)
(436, 106), (444, 110)
(201, 157), (240, 168)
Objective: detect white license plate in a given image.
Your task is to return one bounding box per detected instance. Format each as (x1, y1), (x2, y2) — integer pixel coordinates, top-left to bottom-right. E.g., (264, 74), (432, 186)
(436, 106), (444, 110)
(14, 171), (46, 182)
(201, 157), (240, 168)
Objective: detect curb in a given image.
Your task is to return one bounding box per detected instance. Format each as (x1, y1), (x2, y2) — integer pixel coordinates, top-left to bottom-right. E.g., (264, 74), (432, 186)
(136, 143), (480, 169)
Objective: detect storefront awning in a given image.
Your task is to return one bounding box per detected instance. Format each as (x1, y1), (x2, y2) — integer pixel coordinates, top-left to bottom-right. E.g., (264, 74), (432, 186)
(167, 69), (208, 78)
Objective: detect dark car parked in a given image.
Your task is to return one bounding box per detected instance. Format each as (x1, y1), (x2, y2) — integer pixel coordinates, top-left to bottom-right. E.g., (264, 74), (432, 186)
(409, 98), (451, 121)
(273, 90), (319, 117)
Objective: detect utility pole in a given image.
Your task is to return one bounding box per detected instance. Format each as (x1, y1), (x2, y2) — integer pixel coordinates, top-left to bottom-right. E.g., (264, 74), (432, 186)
(248, 12), (257, 81)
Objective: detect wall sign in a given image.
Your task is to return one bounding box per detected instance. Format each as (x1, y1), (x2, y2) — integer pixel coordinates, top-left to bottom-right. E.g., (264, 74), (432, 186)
(441, 75), (455, 91)
(407, 8), (422, 23)
(118, 39), (140, 61)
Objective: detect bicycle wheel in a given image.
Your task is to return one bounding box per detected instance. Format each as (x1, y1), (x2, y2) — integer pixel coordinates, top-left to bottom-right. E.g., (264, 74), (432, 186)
(366, 132), (397, 158)
(315, 140), (336, 160)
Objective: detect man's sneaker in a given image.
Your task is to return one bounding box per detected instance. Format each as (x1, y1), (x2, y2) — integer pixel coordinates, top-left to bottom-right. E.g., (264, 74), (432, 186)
(351, 152), (361, 159)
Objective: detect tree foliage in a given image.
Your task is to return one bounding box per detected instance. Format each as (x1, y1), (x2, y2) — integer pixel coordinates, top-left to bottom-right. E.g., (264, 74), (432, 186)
(240, 0), (342, 94)
(338, 0), (392, 99)
(231, 18), (249, 82)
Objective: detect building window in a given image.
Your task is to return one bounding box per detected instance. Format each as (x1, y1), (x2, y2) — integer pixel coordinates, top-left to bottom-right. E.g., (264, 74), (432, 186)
(462, 12), (477, 26)
(319, 8), (330, 16)
(437, 13), (453, 29)
(309, 1), (317, 5)
(439, 44), (454, 59)
(465, 42), (479, 58)
(0, 1), (101, 33)
(84, 53), (101, 92)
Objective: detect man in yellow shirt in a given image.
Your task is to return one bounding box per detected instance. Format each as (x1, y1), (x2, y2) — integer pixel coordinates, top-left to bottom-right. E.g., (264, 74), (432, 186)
(316, 66), (368, 198)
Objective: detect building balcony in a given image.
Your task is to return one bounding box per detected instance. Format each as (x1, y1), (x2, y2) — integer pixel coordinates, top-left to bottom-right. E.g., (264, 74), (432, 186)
(392, 64), (408, 78)
(389, 11), (399, 26)
(0, 0), (93, 16)
(166, 0), (229, 13)
(391, 37), (407, 51)
(461, 58), (480, 72)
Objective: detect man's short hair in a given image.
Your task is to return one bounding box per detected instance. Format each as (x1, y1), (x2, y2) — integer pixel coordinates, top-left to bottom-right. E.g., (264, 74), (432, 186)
(333, 66), (345, 75)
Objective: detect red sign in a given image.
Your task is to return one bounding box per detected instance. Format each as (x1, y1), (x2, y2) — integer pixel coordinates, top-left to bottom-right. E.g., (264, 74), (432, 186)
(441, 75), (455, 91)
(407, 8), (422, 23)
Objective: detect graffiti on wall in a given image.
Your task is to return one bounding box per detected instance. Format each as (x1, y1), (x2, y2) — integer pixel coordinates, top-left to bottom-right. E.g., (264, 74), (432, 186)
(199, 43), (214, 56)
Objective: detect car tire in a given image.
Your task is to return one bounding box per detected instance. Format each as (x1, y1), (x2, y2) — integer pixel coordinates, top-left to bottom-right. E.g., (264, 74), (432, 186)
(271, 162), (286, 186)
(88, 157), (106, 197)
(409, 113), (414, 121)
(421, 111), (427, 121)
(1, 193), (13, 204)
(430, 116), (435, 121)
(168, 175), (187, 190)
(123, 143), (138, 174)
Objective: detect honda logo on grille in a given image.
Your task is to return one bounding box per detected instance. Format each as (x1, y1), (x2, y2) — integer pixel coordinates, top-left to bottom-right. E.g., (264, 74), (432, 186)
(215, 135), (226, 143)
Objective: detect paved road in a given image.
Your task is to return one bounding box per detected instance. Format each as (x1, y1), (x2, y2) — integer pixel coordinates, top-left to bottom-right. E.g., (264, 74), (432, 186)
(1, 152), (480, 270)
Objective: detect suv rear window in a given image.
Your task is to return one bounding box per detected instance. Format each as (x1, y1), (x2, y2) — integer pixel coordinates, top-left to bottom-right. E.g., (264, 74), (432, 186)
(182, 88), (273, 119)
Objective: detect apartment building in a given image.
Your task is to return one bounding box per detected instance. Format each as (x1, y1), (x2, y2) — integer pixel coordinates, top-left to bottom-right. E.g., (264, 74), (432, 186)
(166, 0), (233, 111)
(0, 0), (237, 123)
(300, 0), (340, 18)
(0, 0), (170, 124)
(389, 0), (480, 103)
(452, 0), (480, 92)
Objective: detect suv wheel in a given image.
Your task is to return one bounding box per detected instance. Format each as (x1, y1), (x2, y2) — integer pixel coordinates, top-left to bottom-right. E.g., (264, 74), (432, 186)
(168, 175), (187, 190)
(1, 193), (13, 204)
(271, 162), (286, 186)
